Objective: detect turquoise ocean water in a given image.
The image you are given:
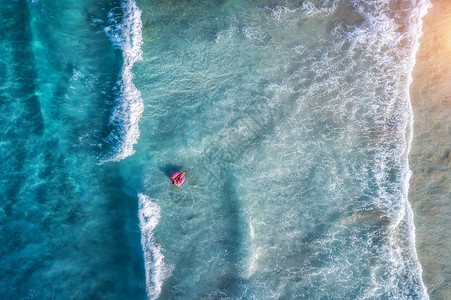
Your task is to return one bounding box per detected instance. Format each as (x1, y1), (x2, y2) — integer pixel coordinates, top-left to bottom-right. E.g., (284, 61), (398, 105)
(0, 0), (431, 299)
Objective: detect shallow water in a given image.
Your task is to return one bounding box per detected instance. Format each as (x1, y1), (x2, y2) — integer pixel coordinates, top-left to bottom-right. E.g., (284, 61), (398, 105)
(0, 0), (430, 299)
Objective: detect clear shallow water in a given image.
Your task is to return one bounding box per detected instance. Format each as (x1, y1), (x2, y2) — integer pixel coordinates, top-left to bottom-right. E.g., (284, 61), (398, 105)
(0, 0), (430, 299)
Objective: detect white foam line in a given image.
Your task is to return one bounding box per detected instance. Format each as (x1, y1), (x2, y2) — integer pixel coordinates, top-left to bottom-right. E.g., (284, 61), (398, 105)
(103, 0), (144, 163)
(138, 193), (168, 300)
(403, 0), (432, 298)
(247, 214), (258, 277)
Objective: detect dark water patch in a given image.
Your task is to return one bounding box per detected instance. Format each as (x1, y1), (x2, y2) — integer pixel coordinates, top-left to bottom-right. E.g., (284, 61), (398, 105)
(86, 163), (147, 299)
(214, 176), (243, 298)
(159, 164), (183, 178)
(1, 162), (146, 299)
(326, 1), (366, 34)
(0, 1), (146, 296)
(29, 0), (124, 156)
(0, 62), (6, 87)
(159, 172), (243, 298)
(2, 0), (44, 136)
(0, 143), (28, 218)
(0, 137), (79, 297)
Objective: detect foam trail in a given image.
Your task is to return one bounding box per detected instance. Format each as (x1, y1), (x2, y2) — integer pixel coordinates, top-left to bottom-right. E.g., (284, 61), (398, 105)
(103, 0), (144, 162)
(402, 0), (432, 297)
(377, 0), (431, 297)
(138, 193), (168, 300)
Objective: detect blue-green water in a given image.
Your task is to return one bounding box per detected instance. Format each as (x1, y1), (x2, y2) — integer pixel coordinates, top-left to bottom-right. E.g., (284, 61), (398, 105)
(0, 0), (431, 299)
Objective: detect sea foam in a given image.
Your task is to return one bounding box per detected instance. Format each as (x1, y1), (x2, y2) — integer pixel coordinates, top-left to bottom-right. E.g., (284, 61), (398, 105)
(339, 0), (431, 298)
(102, 0), (143, 163)
(138, 193), (169, 300)
(233, 0), (431, 297)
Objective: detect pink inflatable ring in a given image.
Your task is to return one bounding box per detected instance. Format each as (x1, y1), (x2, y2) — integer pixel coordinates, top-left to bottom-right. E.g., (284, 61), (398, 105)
(170, 171), (187, 187)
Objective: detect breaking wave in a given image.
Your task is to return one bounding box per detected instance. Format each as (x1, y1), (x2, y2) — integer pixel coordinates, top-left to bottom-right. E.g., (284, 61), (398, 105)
(101, 0), (143, 163)
(138, 193), (170, 300)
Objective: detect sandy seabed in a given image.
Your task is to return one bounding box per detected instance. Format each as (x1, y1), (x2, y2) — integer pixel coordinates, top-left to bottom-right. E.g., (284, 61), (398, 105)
(409, 0), (451, 298)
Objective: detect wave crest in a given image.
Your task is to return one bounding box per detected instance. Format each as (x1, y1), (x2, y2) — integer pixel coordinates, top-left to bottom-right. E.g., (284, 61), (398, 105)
(101, 0), (144, 163)
(138, 193), (170, 300)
